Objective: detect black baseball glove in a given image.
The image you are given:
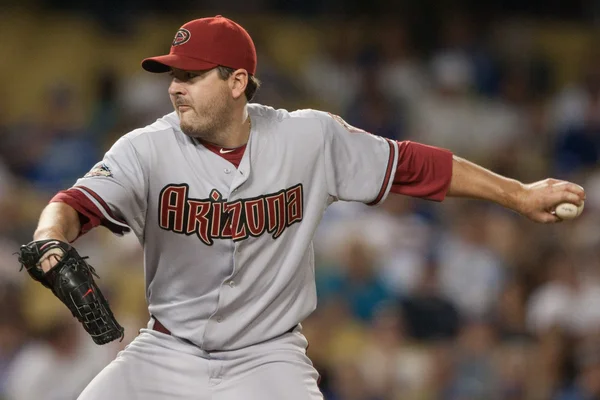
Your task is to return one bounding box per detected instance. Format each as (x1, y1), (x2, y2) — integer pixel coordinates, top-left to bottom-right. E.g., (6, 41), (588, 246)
(18, 239), (124, 345)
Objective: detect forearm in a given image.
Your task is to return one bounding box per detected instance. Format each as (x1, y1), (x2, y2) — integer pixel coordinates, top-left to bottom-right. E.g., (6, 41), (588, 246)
(34, 202), (81, 242)
(446, 155), (524, 211)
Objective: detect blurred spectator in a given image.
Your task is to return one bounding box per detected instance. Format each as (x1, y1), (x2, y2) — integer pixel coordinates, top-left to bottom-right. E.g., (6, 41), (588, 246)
(315, 195), (430, 271)
(447, 320), (499, 399)
(3, 314), (116, 400)
(327, 360), (383, 400)
(316, 236), (394, 323)
(494, 276), (530, 341)
(0, 159), (14, 202)
(436, 203), (504, 319)
(422, 342), (457, 399)
(552, 51), (600, 176)
(400, 260), (461, 341)
(492, 20), (554, 99)
(376, 21), (428, 105)
(376, 196), (433, 296)
(530, 328), (573, 400)
(18, 84), (98, 194)
(0, 286), (27, 396)
(482, 209), (528, 268)
(302, 299), (367, 398)
(345, 70), (404, 140)
(494, 340), (536, 400)
(434, 11), (500, 97)
(552, 49), (600, 137)
(358, 303), (433, 399)
(301, 21), (361, 113)
(409, 49), (520, 161)
(555, 342), (600, 400)
(0, 97), (14, 205)
(554, 107), (600, 176)
(88, 69), (120, 142)
(490, 97), (553, 183)
(118, 69), (173, 128)
(526, 248), (600, 337)
(252, 46), (307, 111)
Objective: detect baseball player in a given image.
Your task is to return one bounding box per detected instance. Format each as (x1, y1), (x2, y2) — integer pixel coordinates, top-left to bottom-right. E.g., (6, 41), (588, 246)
(18, 15), (585, 400)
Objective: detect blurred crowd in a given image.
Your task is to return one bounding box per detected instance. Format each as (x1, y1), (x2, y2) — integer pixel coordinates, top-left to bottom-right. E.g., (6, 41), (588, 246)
(2, 4), (600, 400)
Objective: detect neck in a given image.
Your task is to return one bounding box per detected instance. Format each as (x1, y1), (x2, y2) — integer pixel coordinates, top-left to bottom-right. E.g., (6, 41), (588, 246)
(212, 106), (250, 148)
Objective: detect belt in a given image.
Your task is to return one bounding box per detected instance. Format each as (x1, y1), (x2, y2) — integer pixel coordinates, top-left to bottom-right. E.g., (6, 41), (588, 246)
(152, 317), (297, 336)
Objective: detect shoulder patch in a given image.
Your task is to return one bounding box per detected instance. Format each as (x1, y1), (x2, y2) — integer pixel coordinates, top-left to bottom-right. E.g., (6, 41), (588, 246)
(84, 162), (113, 178)
(328, 113), (366, 133)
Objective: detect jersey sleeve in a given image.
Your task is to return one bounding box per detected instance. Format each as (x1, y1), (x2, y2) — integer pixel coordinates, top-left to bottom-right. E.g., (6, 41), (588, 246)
(390, 141), (454, 201)
(52, 136), (147, 239)
(317, 111), (399, 205)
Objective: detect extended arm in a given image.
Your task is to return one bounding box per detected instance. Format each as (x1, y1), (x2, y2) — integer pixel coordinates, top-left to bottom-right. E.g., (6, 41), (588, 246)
(447, 155), (585, 223)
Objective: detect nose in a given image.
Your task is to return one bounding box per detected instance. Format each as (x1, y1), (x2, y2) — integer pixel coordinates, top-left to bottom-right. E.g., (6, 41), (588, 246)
(168, 79), (187, 96)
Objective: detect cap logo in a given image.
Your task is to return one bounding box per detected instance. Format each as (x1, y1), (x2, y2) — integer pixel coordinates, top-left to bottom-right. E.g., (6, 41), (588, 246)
(172, 28), (191, 46)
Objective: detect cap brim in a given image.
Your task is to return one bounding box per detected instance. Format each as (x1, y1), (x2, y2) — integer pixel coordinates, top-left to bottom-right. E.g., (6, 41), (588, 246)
(141, 54), (218, 73)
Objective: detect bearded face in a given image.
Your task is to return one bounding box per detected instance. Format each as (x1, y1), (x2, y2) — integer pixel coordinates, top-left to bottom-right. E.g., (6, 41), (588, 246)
(168, 68), (235, 143)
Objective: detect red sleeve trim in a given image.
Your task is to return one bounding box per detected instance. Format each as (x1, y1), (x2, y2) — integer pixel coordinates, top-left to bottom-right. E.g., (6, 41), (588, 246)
(50, 186), (130, 240)
(74, 186), (127, 225)
(390, 141), (453, 202)
(367, 138), (397, 206)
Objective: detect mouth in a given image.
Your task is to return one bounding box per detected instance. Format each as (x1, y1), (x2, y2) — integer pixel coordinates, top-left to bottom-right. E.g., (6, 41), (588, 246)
(177, 105), (192, 112)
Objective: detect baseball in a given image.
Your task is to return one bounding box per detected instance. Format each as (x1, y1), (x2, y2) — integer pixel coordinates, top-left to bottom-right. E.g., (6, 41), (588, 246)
(554, 201), (584, 220)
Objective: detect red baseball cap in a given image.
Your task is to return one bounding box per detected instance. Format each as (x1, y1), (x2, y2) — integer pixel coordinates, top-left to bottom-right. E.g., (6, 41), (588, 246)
(141, 15), (257, 75)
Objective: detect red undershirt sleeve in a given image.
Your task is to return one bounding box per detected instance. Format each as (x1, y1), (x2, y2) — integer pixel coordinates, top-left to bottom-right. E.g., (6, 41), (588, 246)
(390, 141), (453, 202)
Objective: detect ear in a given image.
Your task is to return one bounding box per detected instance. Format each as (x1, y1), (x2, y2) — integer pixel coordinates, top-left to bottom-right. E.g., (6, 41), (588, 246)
(229, 69), (248, 100)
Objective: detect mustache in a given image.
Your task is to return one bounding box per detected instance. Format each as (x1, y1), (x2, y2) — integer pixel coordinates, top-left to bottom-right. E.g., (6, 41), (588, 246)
(174, 98), (191, 107)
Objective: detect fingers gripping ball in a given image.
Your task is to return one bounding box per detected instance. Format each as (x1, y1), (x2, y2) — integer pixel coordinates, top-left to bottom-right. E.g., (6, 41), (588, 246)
(554, 201), (585, 220)
(18, 239), (124, 345)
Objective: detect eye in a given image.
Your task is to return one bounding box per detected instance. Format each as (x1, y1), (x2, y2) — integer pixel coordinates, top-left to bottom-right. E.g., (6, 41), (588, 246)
(168, 70), (198, 81)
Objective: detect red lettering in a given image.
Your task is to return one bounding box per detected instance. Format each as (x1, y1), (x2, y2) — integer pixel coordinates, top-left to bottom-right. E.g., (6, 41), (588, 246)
(221, 203), (233, 238)
(245, 198), (266, 236)
(227, 201), (247, 241)
(187, 200), (212, 245)
(287, 185), (303, 226)
(266, 192), (286, 239)
(210, 190), (223, 238)
(159, 185), (187, 233)
(158, 184), (303, 244)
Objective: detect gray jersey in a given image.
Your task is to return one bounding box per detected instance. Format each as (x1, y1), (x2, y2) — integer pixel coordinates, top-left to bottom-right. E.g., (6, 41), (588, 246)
(74, 104), (399, 351)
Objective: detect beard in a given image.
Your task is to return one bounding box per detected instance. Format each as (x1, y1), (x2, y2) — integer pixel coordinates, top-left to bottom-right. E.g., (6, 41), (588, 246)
(177, 90), (232, 143)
